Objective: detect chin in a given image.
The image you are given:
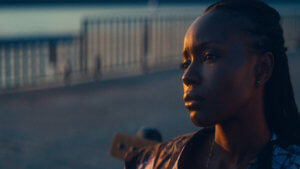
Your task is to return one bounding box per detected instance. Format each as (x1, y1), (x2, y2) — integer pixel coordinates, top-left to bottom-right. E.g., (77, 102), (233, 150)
(189, 110), (218, 127)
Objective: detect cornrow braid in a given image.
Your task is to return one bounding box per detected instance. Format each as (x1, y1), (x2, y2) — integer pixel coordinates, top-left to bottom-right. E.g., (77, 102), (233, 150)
(203, 0), (300, 146)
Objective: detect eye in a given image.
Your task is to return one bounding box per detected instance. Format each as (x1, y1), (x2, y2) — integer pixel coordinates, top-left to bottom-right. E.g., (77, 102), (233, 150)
(203, 52), (217, 63)
(180, 60), (191, 70)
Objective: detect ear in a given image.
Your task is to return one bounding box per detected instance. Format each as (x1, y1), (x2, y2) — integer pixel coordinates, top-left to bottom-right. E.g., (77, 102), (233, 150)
(254, 52), (274, 87)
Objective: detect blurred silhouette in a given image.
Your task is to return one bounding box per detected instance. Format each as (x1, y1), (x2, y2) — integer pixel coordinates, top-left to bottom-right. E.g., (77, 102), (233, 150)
(136, 127), (162, 142)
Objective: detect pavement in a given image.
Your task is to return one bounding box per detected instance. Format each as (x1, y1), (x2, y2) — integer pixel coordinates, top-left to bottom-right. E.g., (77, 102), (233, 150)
(0, 53), (299, 169)
(0, 69), (198, 169)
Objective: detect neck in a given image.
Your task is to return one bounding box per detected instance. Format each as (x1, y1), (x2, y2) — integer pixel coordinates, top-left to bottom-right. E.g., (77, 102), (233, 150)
(214, 94), (271, 165)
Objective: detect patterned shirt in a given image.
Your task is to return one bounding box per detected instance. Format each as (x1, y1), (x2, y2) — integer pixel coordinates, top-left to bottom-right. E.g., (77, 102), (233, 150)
(124, 128), (300, 169)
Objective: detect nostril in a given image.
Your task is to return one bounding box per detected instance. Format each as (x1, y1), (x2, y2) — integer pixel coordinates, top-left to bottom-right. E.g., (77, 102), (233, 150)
(183, 76), (196, 86)
(182, 73), (200, 86)
(181, 64), (201, 86)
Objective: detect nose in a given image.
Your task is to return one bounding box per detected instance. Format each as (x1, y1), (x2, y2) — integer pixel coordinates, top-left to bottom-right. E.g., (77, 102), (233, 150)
(181, 62), (201, 86)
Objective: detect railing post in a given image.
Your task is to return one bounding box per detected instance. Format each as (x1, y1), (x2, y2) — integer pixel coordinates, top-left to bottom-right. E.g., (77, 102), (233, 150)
(80, 20), (88, 73)
(14, 43), (20, 86)
(5, 44), (11, 87)
(22, 44), (29, 85)
(142, 17), (149, 74)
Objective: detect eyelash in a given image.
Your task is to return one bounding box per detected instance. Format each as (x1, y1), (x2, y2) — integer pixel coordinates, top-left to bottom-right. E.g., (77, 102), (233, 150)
(205, 54), (217, 63)
(180, 53), (217, 70)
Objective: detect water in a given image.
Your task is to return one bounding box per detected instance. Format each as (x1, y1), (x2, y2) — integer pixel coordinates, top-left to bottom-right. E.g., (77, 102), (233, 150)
(0, 3), (299, 38)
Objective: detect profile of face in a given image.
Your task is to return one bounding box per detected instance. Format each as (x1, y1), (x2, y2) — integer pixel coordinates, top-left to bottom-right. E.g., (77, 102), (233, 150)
(182, 10), (263, 127)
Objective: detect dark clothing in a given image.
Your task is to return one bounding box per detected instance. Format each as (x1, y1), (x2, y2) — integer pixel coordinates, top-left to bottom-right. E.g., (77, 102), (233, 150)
(124, 128), (300, 169)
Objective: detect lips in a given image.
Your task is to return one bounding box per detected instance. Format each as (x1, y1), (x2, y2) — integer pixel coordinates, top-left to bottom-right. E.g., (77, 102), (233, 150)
(184, 93), (206, 110)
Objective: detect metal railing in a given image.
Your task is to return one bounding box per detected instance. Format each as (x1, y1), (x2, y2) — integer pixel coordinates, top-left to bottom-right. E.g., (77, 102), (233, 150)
(81, 15), (195, 74)
(0, 14), (299, 91)
(0, 36), (80, 89)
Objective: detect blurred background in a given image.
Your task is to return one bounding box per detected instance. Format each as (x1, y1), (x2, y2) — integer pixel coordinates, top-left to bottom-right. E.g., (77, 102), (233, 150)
(0, 0), (299, 168)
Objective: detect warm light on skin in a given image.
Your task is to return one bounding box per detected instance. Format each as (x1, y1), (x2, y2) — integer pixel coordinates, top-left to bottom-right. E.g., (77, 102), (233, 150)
(180, 9), (273, 168)
(182, 13), (259, 127)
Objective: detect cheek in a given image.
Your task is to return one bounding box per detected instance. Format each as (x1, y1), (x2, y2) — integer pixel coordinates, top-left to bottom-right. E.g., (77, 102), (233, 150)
(206, 62), (255, 116)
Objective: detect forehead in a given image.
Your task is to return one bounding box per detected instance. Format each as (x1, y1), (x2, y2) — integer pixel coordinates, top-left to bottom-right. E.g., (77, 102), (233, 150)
(184, 10), (255, 52)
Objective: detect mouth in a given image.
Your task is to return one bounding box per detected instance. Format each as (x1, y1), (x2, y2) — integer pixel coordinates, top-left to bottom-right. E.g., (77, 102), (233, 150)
(184, 94), (206, 110)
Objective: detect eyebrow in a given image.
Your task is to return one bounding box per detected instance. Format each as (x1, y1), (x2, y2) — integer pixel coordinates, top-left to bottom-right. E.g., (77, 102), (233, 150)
(182, 41), (222, 59)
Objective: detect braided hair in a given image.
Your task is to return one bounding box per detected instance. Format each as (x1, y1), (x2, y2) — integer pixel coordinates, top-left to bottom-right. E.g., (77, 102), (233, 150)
(203, 0), (299, 146)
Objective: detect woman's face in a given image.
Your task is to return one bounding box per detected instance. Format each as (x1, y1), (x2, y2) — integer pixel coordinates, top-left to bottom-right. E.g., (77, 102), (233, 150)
(182, 10), (259, 127)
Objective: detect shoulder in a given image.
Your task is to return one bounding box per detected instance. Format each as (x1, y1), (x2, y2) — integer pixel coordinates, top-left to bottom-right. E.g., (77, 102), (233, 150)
(124, 131), (197, 169)
(159, 131), (196, 151)
(124, 143), (160, 169)
(272, 143), (300, 169)
(124, 128), (214, 169)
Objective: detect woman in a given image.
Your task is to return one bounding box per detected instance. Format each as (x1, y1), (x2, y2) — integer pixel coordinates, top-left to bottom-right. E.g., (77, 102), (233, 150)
(124, 0), (300, 168)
